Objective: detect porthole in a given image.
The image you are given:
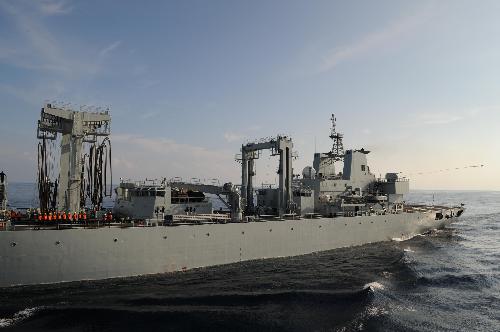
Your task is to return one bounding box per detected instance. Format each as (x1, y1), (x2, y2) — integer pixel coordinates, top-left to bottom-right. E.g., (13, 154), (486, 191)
(113, 238), (118, 242)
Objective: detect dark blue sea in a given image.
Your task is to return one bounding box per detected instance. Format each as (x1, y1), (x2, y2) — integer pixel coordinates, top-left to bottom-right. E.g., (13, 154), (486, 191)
(1, 184), (499, 331)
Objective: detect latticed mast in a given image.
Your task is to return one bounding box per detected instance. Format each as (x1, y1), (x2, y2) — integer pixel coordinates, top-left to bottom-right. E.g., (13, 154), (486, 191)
(329, 114), (344, 161)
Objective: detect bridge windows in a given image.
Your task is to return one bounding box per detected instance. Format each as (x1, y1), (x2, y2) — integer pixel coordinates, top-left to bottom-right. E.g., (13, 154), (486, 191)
(131, 188), (166, 197)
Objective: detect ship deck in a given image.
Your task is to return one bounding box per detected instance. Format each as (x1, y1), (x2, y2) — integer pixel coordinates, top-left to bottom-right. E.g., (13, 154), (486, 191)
(2, 204), (462, 232)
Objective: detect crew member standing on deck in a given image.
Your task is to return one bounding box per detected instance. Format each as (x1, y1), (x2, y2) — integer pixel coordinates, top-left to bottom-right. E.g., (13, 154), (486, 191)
(0, 171), (5, 184)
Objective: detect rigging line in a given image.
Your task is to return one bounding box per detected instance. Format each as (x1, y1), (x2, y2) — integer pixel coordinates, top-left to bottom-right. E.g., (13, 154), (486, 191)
(399, 164), (485, 176)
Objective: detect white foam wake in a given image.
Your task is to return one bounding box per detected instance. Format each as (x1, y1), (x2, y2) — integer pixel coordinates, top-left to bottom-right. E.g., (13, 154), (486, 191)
(0, 307), (40, 328)
(366, 305), (389, 317)
(391, 236), (410, 242)
(364, 281), (385, 291)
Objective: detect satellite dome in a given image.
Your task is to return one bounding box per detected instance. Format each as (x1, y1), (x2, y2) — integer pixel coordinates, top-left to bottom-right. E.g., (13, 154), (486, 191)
(302, 166), (316, 179)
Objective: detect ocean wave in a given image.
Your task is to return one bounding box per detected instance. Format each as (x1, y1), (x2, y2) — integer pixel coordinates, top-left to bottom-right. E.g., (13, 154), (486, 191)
(122, 288), (372, 307)
(416, 273), (492, 289)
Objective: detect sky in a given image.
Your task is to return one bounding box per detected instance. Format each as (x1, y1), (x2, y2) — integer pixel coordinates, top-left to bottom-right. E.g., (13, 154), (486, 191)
(0, 0), (499, 190)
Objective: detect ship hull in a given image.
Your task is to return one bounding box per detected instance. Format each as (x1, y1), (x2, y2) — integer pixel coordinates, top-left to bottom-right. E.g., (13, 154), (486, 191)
(0, 210), (460, 287)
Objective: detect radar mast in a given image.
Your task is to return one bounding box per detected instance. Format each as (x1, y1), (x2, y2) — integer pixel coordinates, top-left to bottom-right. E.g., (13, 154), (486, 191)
(328, 114), (344, 161)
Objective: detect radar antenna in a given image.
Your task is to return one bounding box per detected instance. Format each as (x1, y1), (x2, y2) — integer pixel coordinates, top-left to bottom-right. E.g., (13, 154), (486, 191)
(328, 114), (344, 161)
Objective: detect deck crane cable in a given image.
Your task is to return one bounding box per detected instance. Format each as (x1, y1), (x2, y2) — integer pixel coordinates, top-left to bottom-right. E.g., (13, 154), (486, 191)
(84, 137), (112, 211)
(37, 137), (47, 212)
(86, 143), (94, 209)
(102, 137), (112, 197)
(80, 153), (88, 209)
(37, 135), (58, 213)
(49, 138), (58, 211)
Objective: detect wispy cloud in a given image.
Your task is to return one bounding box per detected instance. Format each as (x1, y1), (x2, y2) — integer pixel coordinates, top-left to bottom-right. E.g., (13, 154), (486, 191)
(223, 125), (262, 143)
(407, 105), (494, 127)
(317, 6), (434, 73)
(362, 129), (372, 135)
(37, 0), (73, 16)
(0, 0), (96, 75)
(112, 134), (238, 181)
(140, 111), (160, 120)
(0, 82), (65, 106)
(413, 113), (464, 125)
(99, 41), (121, 57)
(0, 46), (18, 60)
(0, 1), (129, 105)
(0, 1), (121, 78)
(224, 132), (245, 143)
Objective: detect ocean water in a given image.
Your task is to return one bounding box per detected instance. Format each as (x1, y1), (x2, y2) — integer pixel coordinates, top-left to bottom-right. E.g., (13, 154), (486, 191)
(0, 185), (499, 331)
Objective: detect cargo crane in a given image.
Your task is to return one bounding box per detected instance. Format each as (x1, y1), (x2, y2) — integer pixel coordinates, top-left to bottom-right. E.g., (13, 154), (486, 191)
(37, 103), (111, 214)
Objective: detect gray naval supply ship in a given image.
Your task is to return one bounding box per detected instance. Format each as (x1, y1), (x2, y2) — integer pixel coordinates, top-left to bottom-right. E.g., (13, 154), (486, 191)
(0, 105), (464, 287)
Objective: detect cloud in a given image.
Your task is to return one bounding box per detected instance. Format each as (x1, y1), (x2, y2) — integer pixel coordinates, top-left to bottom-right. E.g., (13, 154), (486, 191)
(0, 1), (121, 79)
(139, 111), (160, 120)
(223, 125), (263, 143)
(0, 1), (131, 106)
(38, 0), (73, 16)
(362, 129), (372, 135)
(112, 134), (239, 182)
(0, 46), (17, 60)
(0, 1), (97, 75)
(224, 132), (245, 143)
(406, 105), (497, 127)
(413, 113), (464, 125)
(317, 6), (434, 73)
(0, 82), (65, 106)
(99, 41), (121, 57)
(112, 157), (136, 171)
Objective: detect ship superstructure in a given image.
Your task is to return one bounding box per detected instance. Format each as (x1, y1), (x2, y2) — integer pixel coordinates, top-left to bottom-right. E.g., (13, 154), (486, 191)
(240, 115), (409, 219)
(114, 179), (242, 223)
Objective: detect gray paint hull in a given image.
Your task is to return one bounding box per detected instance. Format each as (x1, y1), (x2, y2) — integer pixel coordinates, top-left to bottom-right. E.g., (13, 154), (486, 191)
(0, 211), (456, 287)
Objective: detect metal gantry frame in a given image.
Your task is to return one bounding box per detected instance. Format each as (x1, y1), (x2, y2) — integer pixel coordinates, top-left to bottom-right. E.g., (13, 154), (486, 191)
(238, 136), (294, 216)
(37, 103), (111, 213)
